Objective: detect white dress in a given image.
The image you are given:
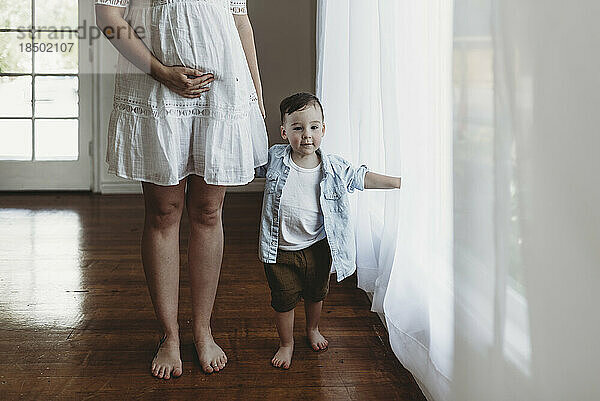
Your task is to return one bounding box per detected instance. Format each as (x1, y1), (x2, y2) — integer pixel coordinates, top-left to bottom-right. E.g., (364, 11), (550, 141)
(95, 0), (268, 186)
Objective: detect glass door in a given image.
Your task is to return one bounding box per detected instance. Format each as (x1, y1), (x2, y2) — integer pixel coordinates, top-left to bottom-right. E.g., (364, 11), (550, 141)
(0, 0), (92, 190)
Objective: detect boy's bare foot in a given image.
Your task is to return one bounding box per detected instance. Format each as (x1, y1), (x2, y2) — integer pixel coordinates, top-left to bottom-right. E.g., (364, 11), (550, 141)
(271, 343), (294, 369)
(307, 328), (328, 351)
(194, 335), (227, 373)
(151, 335), (183, 380)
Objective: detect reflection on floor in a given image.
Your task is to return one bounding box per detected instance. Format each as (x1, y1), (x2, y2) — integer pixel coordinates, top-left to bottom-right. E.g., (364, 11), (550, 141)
(0, 192), (425, 400)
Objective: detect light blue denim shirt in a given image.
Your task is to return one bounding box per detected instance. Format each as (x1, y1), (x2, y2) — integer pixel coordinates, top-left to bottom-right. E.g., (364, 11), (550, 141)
(256, 144), (368, 282)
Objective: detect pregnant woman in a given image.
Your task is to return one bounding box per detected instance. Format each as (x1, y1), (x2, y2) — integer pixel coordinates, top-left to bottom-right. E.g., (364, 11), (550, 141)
(94, 0), (267, 379)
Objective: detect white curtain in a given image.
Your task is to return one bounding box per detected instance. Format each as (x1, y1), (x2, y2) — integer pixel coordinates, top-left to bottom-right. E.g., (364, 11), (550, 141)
(317, 0), (600, 400)
(317, 0), (404, 313)
(318, 0), (453, 398)
(451, 0), (600, 399)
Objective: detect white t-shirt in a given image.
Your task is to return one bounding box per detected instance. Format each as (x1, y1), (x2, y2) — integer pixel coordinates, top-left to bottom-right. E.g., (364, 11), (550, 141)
(278, 158), (327, 251)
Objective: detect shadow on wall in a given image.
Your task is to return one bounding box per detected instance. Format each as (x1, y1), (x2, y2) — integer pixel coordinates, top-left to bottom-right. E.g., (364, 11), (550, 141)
(249, 0), (317, 144)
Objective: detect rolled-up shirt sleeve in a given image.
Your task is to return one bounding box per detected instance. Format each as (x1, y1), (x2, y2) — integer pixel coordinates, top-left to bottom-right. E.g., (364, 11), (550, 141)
(94, 0), (129, 7)
(341, 161), (369, 193)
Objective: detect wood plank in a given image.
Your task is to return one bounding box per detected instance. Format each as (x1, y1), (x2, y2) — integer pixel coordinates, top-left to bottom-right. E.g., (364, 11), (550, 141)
(0, 192), (425, 400)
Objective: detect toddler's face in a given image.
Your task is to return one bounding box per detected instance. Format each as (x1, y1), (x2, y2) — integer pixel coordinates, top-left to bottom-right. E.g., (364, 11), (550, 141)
(281, 104), (325, 157)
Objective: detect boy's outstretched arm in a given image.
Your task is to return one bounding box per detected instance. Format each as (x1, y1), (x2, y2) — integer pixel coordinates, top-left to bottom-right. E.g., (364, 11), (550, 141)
(364, 172), (401, 189)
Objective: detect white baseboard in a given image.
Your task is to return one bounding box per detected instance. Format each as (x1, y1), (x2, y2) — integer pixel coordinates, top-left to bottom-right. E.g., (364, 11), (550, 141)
(99, 178), (265, 195)
(100, 181), (142, 194)
(226, 178), (265, 193)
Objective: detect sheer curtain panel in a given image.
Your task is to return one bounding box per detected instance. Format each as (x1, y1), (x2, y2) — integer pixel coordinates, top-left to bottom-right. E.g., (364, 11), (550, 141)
(318, 0), (600, 400)
(317, 1), (454, 399)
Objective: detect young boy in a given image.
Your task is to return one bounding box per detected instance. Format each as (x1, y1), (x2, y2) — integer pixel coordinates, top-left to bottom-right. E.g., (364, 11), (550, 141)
(256, 92), (401, 369)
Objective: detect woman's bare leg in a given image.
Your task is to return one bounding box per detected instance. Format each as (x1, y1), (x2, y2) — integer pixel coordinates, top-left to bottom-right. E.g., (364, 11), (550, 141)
(141, 178), (187, 379)
(185, 175), (227, 373)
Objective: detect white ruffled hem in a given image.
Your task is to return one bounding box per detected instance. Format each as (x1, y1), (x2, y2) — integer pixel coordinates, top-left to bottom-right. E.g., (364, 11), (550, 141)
(105, 104), (268, 186)
(106, 166), (257, 187)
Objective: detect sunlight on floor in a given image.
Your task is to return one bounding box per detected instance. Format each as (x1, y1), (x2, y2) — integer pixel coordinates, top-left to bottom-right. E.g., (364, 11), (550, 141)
(0, 209), (83, 328)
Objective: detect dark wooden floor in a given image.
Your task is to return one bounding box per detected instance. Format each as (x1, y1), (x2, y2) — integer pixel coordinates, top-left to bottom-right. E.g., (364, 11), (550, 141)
(0, 192), (425, 401)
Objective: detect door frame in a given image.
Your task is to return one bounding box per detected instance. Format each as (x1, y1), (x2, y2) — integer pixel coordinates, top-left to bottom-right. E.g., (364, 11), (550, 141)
(0, 0), (94, 191)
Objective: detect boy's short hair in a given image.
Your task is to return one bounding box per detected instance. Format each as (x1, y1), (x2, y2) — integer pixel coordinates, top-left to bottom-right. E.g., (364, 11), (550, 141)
(280, 92), (324, 124)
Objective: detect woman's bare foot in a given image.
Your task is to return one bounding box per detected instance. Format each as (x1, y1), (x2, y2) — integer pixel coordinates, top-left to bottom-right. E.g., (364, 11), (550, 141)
(151, 335), (183, 379)
(307, 328), (328, 351)
(271, 342), (294, 369)
(194, 334), (227, 373)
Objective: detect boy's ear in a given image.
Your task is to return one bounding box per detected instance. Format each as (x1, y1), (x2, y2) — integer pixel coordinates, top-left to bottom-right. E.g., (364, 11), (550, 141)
(322, 122), (326, 137)
(280, 126), (287, 140)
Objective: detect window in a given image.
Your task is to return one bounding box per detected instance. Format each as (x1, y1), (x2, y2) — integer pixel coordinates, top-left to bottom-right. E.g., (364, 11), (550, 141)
(0, 0), (79, 161)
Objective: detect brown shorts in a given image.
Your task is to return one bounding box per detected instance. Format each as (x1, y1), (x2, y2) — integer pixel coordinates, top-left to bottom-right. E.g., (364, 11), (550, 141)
(264, 237), (333, 312)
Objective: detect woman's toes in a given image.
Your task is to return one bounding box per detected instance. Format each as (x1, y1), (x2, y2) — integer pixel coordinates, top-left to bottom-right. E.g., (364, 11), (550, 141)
(194, 337), (227, 374)
(173, 367), (183, 377)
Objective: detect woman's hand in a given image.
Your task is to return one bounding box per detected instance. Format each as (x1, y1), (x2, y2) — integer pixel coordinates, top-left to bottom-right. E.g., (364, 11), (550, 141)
(258, 97), (266, 119)
(153, 65), (215, 99)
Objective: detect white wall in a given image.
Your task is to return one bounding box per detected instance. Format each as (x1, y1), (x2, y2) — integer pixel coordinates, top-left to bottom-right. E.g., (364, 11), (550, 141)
(93, 37), (140, 194)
